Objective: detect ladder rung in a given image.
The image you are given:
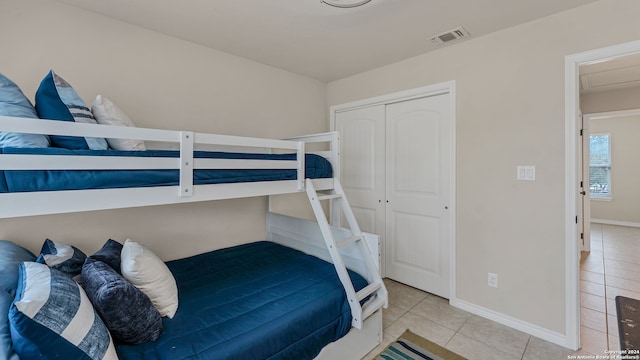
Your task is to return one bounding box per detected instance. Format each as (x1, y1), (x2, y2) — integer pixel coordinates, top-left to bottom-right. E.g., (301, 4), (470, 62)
(317, 193), (343, 201)
(336, 235), (362, 248)
(361, 295), (386, 320)
(357, 281), (382, 302)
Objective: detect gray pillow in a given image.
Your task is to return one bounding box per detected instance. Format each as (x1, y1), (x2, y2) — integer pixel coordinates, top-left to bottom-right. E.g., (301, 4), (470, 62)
(82, 258), (162, 344)
(0, 290), (19, 360)
(0, 73), (50, 148)
(0, 240), (36, 360)
(0, 240), (36, 295)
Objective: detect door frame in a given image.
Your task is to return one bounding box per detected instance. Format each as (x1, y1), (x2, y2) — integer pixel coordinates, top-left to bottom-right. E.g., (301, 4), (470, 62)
(329, 80), (457, 300)
(565, 40), (640, 350)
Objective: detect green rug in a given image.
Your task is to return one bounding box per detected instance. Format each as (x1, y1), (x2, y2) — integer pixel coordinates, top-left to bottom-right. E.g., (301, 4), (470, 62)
(376, 330), (467, 360)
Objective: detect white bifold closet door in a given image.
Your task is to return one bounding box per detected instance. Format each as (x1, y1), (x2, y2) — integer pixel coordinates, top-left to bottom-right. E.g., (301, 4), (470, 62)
(335, 93), (451, 298)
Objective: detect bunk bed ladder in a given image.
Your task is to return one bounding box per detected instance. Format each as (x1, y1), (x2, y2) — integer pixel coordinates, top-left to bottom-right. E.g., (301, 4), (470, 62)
(305, 178), (388, 329)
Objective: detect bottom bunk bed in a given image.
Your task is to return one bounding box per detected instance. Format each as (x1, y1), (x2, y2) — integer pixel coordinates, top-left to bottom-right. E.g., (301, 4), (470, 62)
(118, 241), (367, 360)
(1, 214), (384, 360)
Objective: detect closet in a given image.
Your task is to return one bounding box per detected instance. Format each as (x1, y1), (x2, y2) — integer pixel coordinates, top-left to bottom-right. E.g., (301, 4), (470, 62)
(332, 88), (453, 298)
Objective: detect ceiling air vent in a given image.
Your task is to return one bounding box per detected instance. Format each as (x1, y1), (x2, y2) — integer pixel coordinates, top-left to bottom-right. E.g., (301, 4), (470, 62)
(430, 27), (469, 45)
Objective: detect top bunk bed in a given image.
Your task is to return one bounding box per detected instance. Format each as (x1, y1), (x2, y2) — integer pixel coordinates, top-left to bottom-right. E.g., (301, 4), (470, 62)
(0, 69), (341, 218)
(0, 114), (340, 219)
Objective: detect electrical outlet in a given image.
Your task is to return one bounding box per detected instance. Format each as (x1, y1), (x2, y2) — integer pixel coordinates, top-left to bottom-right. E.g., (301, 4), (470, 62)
(488, 272), (498, 288)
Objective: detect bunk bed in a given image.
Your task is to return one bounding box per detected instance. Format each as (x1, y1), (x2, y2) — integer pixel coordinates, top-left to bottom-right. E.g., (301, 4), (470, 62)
(0, 114), (388, 360)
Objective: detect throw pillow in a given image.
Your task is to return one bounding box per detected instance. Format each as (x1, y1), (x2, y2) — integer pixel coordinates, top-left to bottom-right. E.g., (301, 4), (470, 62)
(36, 239), (87, 278)
(9, 262), (118, 360)
(0, 240), (36, 296)
(121, 239), (178, 318)
(0, 73), (50, 148)
(0, 241), (36, 360)
(82, 258), (163, 344)
(91, 95), (146, 151)
(0, 290), (18, 360)
(89, 239), (123, 274)
(34, 70), (108, 150)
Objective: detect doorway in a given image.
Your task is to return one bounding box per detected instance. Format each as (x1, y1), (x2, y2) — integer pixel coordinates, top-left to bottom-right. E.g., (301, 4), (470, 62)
(579, 108), (640, 353)
(566, 40), (640, 351)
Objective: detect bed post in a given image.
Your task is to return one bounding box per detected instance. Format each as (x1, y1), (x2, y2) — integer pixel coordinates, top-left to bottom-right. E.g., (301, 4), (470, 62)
(330, 131), (341, 226)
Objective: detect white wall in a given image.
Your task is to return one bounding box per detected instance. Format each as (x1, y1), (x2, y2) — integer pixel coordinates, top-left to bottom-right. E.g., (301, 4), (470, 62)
(589, 114), (640, 224)
(582, 86), (640, 225)
(0, 0), (327, 260)
(327, 0), (640, 338)
(581, 87), (640, 114)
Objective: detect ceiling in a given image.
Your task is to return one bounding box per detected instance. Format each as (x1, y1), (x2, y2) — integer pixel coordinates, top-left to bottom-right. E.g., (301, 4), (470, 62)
(56, 0), (600, 82)
(580, 53), (640, 94)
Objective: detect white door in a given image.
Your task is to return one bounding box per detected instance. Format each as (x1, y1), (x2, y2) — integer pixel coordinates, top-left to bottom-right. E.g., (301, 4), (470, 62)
(335, 93), (452, 298)
(385, 94), (451, 298)
(335, 105), (386, 266)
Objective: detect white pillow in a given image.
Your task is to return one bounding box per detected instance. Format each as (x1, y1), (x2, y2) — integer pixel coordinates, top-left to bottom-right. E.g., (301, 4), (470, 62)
(120, 239), (178, 318)
(91, 95), (146, 151)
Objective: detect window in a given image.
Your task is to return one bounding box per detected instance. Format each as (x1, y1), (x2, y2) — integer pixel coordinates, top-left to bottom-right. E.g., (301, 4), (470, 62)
(589, 134), (611, 198)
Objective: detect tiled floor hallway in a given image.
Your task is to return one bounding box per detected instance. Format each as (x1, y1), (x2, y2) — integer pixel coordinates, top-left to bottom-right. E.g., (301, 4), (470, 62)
(580, 223), (640, 354)
(363, 280), (590, 359)
(363, 224), (640, 359)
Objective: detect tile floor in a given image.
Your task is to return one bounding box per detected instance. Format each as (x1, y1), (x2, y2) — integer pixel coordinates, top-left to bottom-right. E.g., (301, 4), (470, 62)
(361, 223), (640, 359)
(580, 223), (640, 355)
(362, 278), (591, 360)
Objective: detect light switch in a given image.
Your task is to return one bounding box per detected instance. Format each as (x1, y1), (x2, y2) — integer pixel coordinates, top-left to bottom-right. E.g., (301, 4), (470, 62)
(517, 166), (535, 181)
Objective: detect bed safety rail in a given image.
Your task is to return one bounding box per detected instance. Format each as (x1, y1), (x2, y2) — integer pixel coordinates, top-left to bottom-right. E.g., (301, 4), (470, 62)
(0, 115), (338, 218)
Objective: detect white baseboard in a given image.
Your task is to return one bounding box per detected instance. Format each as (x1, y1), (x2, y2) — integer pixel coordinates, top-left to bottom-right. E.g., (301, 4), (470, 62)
(449, 298), (570, 349)
(591, 218), (640, 228)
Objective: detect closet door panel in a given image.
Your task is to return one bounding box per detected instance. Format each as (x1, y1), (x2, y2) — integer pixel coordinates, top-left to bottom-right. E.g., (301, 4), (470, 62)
(389, 211), (440, 274)
(385, 94), (451, 298)
(392, 113), (440, 196)
(335, 105), (386, 237)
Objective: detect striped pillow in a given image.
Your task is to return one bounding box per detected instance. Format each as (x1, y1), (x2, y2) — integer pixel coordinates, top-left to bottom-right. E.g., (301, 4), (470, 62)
(35, 70), (108, 150)
(9, 262), (118, 360)
(36, 239), (87, 277)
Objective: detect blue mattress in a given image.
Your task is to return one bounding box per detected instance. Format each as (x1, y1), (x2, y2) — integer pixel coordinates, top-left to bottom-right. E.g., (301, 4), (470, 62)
(115, 241), (367, 360)
(0, 148), (332, 193)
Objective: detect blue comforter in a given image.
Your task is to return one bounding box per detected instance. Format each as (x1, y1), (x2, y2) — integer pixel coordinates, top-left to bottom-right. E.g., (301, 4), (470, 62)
(0, 148), (332, 193)
(116, 241), (367, 360)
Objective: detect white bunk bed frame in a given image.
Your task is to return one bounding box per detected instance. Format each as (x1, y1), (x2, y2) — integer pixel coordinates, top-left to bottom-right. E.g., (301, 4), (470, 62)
(0, 115), (388, 360)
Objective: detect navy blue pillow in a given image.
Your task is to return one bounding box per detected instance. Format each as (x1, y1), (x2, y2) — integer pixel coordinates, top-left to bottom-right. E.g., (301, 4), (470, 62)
(36, 239), (87, 277)
(34, 70), (108, 150)
(89, 239), (123, 274)
(0, 240), (36, 360)
(82, 258), (162, 344)
(9, 262), (117, 360)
